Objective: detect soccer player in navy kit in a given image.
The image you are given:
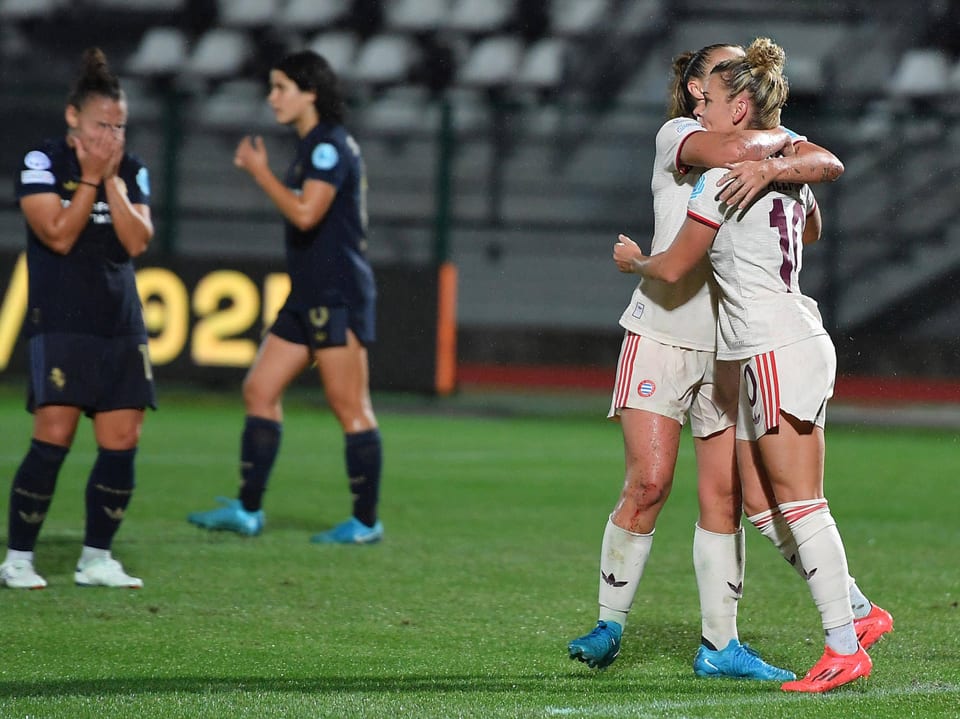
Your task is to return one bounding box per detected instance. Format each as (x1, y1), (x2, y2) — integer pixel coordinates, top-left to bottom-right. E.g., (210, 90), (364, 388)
(0, 48), (154, 589)
(188, 51), (384, 544)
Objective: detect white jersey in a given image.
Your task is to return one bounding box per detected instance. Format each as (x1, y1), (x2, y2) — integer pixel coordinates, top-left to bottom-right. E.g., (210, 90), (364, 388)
(687, 166), (826, 360)
(618, 117), (717, 351)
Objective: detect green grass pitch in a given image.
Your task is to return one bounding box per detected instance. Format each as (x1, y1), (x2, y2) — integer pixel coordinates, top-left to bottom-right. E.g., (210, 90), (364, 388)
(0, 385), (957, 718)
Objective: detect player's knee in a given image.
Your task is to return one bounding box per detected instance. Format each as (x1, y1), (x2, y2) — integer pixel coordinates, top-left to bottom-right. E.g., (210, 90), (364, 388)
(242, 377), (277, 413)
(34, 419), (78, 447)
(97, 424), (142, 451)
(621, 474), (671, 511)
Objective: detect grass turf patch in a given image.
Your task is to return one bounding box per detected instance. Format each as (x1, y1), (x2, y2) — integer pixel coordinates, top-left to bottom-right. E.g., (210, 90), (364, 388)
(0, 386), (957, 718)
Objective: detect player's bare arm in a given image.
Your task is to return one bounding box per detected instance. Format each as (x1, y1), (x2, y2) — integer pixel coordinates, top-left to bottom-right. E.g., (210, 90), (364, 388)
(803, 203), (822, 245)
(617, 221), (715, 283)
(717, 140), (843, 209)
(20, 191), (97, 256)
(235, 135), (336, 231)
(106, 191), (153, 257)
(21, 132), (119, 254)
(680, 127), (792, 170)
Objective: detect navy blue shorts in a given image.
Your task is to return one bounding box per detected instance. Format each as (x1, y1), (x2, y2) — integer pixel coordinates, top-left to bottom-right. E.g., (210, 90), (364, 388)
(269, 303), (375, 351)
(27, 333), (157, 416)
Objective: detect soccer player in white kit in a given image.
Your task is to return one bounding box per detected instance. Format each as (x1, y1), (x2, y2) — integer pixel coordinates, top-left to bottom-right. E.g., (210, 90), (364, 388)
(616, 37), (885, 693)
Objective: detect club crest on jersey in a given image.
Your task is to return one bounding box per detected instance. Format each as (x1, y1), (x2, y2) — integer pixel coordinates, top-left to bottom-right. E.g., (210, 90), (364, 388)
(311, 143), (339, 170)
(637, 379), (656, 397)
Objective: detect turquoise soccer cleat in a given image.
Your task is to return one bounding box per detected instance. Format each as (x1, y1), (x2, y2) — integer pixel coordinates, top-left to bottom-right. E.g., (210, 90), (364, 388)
(187, 497), (264, 536)
(568, 620), (623, 669)
(310, 517), (384, 545)
(693, 638), (796, 681)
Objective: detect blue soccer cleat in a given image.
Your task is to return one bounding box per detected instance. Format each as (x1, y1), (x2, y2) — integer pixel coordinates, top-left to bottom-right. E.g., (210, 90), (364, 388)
(693, 638), (796, 681)
(568, 620), (623, 669)
(310, 517), (384, 545)
(187, 497), (264, 536)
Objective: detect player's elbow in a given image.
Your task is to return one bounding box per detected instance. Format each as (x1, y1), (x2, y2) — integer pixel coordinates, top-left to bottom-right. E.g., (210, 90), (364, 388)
(825, 157), (844, 182)
(290, 209), (324, 233)
(290, 217), (317, 233)
(41, 234), (75, 255)
(127, 241), (149, 258)
(657, 264), (686, 284)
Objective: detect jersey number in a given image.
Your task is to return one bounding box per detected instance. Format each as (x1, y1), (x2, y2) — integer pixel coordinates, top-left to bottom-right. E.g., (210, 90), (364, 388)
(768, 198), (804, 291)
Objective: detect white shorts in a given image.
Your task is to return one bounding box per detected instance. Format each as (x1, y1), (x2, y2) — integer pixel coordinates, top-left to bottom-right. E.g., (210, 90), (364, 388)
(608, 332), (737, 438)
(736, 334), (836, 441)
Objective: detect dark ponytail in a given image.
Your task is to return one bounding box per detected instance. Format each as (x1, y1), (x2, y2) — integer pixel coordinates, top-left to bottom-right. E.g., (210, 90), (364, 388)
(67, 47), (123, 110)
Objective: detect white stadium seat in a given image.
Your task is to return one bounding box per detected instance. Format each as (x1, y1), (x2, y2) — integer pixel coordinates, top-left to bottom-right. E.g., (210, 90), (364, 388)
(276, 0), (352, 31)
(308, 30), (360, 78)
(384, 0), (450, 33)
(457, 35), (523, 88)
(184, 28), (254, 81)
(352, 33), (421, 85)
(889, 48), (950, 99)
(125, 27), (188, 77)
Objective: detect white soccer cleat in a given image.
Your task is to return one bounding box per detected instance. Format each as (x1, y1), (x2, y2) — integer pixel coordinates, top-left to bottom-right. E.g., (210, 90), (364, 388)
(0, 559), (47, 589)
(75, 556), (143, 589)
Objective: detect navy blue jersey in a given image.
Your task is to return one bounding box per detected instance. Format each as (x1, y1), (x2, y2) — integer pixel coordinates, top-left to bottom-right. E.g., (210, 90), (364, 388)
(282, 122), (376, 311)
(15, 137), (150, 338)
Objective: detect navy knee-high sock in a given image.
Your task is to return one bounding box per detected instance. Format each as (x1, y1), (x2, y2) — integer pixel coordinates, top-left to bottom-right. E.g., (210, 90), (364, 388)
(345, 429), (383, 527)
(238, 416), (282, 512)
(84, 447), (136, 550)
(8, 439), (68, 551)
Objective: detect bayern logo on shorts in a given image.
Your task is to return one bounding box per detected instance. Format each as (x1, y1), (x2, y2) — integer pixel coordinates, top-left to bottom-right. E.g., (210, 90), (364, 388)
(637, 379), (656, 397)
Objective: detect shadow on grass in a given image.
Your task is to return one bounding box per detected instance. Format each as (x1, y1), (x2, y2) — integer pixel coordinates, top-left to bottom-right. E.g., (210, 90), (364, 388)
(0, 672), (766, 699)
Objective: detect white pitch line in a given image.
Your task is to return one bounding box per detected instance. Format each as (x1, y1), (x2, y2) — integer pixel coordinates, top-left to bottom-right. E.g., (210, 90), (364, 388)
(544, 681), (960, 718)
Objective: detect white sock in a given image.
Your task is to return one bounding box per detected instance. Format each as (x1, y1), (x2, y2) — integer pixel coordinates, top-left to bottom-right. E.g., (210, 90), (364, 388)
(79, 546), (111, 565)
(693, 524), (743, 650)
(780, 499), (856, 653)
(825, 621), (860, 655)
(597, 516), (654, 628)
(848, 578), (872, 619)
(747, 507), (801, 569)
(5, 549), (35, 564)
(748, 507), (872, 619)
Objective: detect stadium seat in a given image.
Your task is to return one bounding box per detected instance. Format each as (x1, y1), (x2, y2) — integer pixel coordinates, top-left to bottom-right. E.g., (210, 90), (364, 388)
(218, 0), (280, 28)
(198, 78), (268, 131)
(515, 37), (567, 91)
(125, 26), (188, 77)
(90, 0), (183, 8)
(308, 30), (360, 77)
(442, 0), (516, 35)
(457, 35), (523, 88)
(351, 33), (421, 85)
(0, 0), (60, 21)
(549, 0), (609, 37)
(889, 48), (950, 100)
(183, 28), (254, 81)
(361, 86), (440, 135)
(384, 0), (450, 33)
(276, 0), (352, 31)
